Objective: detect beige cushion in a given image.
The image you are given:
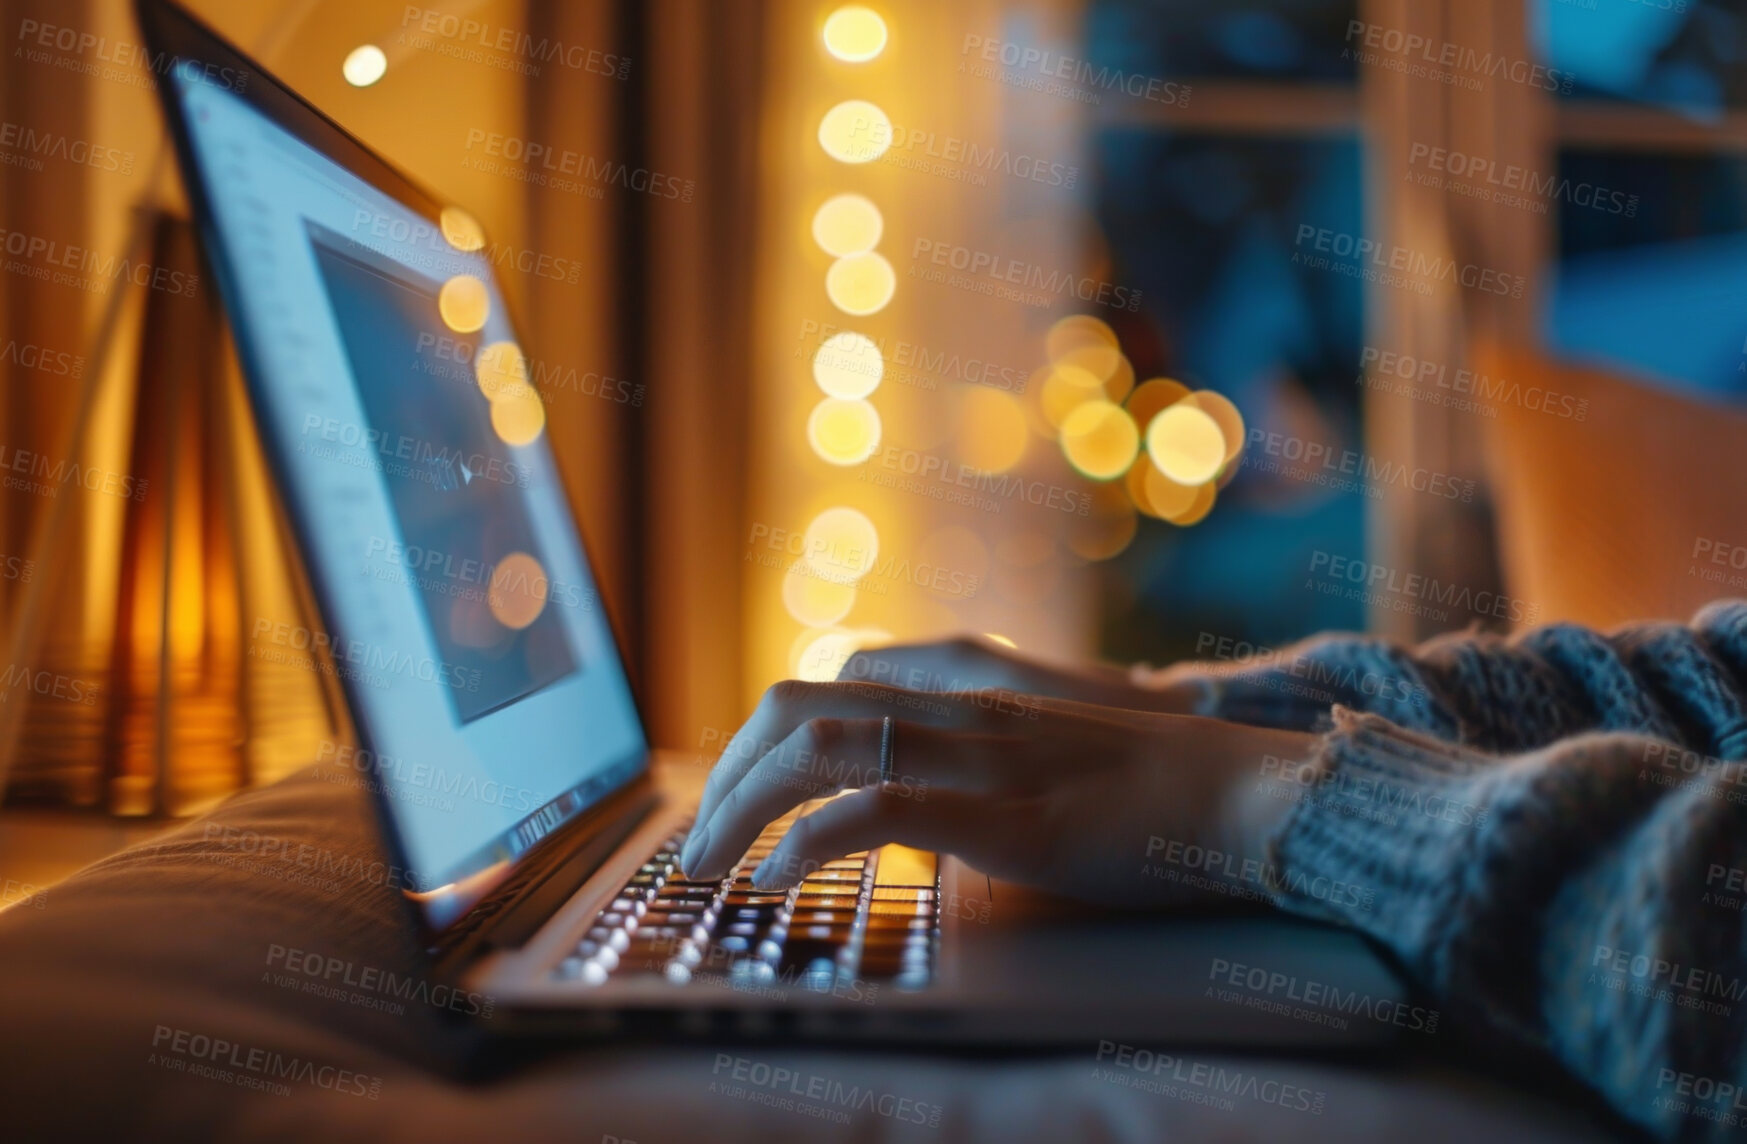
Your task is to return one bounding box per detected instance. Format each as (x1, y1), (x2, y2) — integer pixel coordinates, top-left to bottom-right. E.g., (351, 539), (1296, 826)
(0, 768), (1602, 1141)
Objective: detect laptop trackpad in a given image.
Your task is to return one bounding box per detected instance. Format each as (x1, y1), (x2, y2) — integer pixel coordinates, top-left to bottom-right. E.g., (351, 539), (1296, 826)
(939, 868), (1417, 1049)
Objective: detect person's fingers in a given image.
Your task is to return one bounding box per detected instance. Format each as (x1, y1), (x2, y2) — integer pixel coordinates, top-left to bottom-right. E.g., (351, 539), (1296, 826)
(685, 715), (883, 881)
(685, 718), (999, 880)
(749, 786), (980, 890)
(838, 635), (1010, 691)
(683, 681), (980, 873)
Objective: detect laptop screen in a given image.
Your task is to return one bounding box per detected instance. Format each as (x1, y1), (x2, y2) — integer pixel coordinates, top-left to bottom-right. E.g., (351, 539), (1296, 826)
(164, 49), (647, 928)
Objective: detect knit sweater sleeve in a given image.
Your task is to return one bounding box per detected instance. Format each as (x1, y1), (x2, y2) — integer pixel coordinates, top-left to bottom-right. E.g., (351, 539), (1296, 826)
(1251, 599), (1747, 1142)
(1182, 602), (1747, 756)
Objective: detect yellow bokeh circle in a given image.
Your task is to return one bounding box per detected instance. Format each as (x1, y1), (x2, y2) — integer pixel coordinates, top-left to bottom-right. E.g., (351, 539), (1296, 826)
(1060, 400), (1139, 480)
(343, 45), (387, 87)
(818, 100), (891, 164)
(825, 252), (896, 315)
(438, 274), (490, 333)
(439, 206), (486, 252)
(812, 331), (883, 399)
(811, 193), (884, 257)
(1146, 403), (1225, 485)
(822, 6), (888, 62)
(807, 397), (882, 465)
(490, 382), (546, 447)
(802, 506), (879, 583)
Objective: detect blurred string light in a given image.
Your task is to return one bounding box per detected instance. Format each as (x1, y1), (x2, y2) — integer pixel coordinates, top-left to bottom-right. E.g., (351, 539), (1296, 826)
(489, 382), (546, 447)
(824, 251), (895, 315)
(807, 397), (882, 465)
(471, 340), (546, 447)
(438, 274), (489, 333)
(818, 99), (890, 163)
(803, 506), (879, 582)
(812, 331), (882, 399)
(788, 8), (895, 632)
(1059, 400), (1138, 480)
(822, 5), (888, 62)
(1034, 314), (1247, 544)
(439, 206), (486, 252)
(342, 44), (387, 87)
(1147, 403), (1224, 485)
(812, 193), (884, 256)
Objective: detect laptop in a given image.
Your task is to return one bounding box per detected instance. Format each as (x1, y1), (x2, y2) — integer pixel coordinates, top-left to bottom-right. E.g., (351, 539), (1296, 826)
(137, 0), (1408, 1047)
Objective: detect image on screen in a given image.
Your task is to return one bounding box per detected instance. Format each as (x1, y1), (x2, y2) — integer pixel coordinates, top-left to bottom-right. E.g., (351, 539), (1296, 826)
(305, 224), (580, 722)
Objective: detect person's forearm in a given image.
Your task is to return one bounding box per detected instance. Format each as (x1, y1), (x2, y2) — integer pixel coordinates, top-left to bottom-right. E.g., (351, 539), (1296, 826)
(1208, 721), (1316, 866)
(1015, 658), (1205, 714)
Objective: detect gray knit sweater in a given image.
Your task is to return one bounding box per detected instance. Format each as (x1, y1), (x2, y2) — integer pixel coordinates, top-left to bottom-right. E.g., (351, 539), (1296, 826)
(1192, 600), (1747, 1142)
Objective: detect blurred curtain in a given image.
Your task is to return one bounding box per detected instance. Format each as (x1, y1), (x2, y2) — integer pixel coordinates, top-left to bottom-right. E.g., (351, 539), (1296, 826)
(527, 0), (762, 748)
(1359, 0), (1547, 638)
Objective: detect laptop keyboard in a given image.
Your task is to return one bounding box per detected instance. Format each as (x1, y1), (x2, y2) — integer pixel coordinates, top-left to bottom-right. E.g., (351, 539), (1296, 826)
(551, 809), (940, 994)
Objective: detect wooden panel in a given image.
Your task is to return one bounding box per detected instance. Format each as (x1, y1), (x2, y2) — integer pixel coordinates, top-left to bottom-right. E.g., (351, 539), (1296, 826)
(1479, 343), (1747, 629)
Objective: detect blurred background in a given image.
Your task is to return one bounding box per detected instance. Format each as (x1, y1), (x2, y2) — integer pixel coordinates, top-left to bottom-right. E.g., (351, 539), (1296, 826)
(2, 0), (1746, 863)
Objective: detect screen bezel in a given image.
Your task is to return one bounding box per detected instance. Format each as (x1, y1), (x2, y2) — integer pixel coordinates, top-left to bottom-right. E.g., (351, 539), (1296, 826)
(134, 0), (655, 954)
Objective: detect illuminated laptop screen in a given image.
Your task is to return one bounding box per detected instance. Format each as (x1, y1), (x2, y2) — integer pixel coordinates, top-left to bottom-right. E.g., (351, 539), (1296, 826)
(169, 65), (646, 927)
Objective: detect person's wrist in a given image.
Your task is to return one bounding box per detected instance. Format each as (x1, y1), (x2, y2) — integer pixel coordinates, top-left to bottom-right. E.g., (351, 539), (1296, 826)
(1212, 723), (1316, 864)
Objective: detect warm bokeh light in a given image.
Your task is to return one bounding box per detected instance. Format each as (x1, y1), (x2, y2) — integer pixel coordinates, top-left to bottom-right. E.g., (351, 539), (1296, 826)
(1135, 458), (1200, 518)
(781, 562), (856, 626)
(811, 193), (884, 257)
(342, 45), (387, 87)
(439, 206), (485, 252)
(822, 6), (888, 62)
(1126, 378), (1191, 434)
(1060, 400), (1139, 480)
(1165, 480), (1217, 526)
(984, 633), (1016, 648)
(812, 331), (883, 399)
(825, 252), (896, 315)
(818, 99), (891, 163)
(1146, 403), (1225, 485)
(807, 397), (882, 465)
(490, 382), (546, 446)
(957, 387), (1028, 473)
(1046, 314), (1118, 362)
(1050, 341), (1123, 390)
(438, 274), (490, 333)
(1185, 389), (1247, 462)
(475, 341), (525, 401)
(487, 552), (549, 630)
(1040, 361), (1109, 430)
(802, 506), (879, 583)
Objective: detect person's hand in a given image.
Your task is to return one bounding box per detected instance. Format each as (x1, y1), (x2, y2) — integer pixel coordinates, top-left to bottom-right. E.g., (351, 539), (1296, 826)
(831, 636), (1205, 715)
(678, 680), (1314, 909)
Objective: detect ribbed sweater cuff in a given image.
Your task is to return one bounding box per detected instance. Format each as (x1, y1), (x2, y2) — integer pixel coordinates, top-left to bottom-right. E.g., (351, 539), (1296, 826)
(1264, 707), (1501, 976)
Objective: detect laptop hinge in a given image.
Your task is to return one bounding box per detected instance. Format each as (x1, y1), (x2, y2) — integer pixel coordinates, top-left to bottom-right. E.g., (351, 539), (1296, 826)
(432, 776), (659, 971)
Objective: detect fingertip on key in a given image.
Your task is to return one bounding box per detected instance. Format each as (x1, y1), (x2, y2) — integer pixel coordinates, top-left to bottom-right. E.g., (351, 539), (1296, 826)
(679, 826), (709, 877)
(751, 857), (798, 892)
